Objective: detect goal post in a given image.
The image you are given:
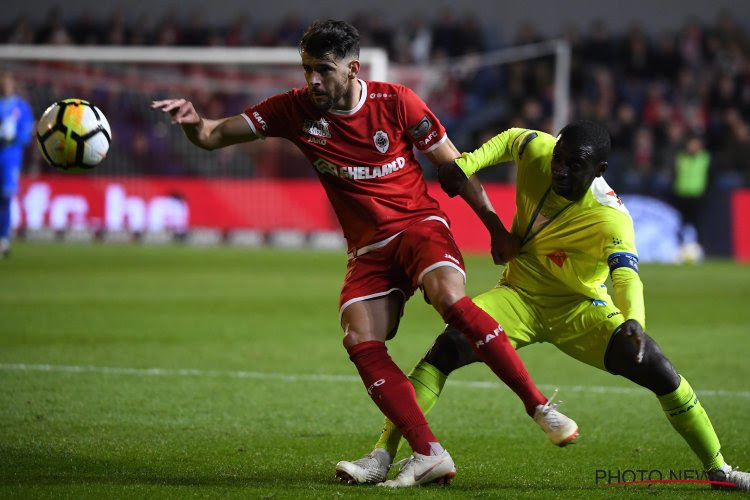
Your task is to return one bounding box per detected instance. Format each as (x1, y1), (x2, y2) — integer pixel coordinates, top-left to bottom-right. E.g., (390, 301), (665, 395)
(0, 44), (390, 81)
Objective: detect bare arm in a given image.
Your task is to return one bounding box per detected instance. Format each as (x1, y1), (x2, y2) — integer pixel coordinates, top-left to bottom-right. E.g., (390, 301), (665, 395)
(427, 139), (519, 264)
(151, 99), (259, 151)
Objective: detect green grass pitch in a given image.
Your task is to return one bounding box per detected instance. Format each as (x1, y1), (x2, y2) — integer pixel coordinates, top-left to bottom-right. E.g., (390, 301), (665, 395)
(1, 242), (748, 498)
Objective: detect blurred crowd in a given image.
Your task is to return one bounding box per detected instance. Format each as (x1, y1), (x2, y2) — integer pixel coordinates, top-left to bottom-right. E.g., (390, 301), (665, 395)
(3, 7), (750, 201)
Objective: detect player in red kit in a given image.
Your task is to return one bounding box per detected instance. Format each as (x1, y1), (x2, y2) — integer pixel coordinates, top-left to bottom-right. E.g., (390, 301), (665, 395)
(152, 19), (576, 488)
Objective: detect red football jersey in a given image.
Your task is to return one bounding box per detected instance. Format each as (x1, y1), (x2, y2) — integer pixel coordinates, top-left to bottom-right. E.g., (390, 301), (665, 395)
(242, 80), (449, 252)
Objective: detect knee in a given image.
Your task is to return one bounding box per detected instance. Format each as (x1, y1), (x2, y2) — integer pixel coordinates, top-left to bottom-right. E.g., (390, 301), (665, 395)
(424, 327), (479, 374)
(421, 267), (467, 316)
(604, 331), (680, 395)
(426, 286), (465, 317)
(342, 329), (364, 351)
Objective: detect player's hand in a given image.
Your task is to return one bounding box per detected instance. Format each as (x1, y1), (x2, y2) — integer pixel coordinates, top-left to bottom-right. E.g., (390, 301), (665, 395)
(437, 160), (469, 197)
(490, 227), (521, 265)
(151, 99), (201, 125)
(620, 319), (646, 364)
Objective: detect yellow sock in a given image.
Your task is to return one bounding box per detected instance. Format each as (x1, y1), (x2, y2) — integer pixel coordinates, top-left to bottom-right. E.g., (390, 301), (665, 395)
(658, 375), (725, 470)
(374, 360), (447, 457)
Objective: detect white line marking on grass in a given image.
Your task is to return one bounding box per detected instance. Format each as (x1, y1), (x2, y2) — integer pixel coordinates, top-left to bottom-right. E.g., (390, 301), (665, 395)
(2, 363), (749, 399)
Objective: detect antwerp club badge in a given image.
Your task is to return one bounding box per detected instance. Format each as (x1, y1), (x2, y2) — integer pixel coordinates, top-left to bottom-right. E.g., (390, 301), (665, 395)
(373, 130), (389, 153)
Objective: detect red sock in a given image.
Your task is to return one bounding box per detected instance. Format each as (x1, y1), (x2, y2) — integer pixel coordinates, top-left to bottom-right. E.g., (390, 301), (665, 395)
(443, 296), (546, 416)
(347, 340), (439, 455)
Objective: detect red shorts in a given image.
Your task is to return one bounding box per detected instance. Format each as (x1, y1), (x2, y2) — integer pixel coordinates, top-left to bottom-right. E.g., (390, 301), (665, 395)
(339, 217), (466, 321)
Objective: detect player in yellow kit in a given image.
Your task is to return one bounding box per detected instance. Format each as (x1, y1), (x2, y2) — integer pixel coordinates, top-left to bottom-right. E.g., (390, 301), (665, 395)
(336, 121), (749, 491)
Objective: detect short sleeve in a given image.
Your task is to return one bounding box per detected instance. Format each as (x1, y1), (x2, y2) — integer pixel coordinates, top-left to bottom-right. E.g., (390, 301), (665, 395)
(242, 91), (295, 139)
(400, 87), (446, 153)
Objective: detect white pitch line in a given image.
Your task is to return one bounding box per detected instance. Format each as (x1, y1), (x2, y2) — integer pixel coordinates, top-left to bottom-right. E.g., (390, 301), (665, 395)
(1, 363), (749, 399)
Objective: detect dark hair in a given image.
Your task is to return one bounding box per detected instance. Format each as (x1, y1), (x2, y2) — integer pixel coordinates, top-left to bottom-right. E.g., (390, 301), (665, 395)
(299, 20), (360, 60)
(559, 120), (611, 163)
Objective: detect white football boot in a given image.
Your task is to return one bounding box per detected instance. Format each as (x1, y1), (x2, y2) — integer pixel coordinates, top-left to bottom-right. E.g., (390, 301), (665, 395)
(708, 464), (750, 491)
(533, 389), (579, 446)
(377, 449), (456, 488)
(335, 448), (392, 485)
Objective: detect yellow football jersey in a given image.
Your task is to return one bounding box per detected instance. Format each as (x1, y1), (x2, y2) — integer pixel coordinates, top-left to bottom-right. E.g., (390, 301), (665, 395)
(457, 128), (638, 301)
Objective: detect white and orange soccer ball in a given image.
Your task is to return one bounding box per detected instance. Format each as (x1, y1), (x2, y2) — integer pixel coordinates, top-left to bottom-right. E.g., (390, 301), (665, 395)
(36, 98), (111, 171)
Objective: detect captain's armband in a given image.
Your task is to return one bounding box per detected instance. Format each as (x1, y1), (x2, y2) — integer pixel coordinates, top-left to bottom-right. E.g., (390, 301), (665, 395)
(608, 252), (639, 274)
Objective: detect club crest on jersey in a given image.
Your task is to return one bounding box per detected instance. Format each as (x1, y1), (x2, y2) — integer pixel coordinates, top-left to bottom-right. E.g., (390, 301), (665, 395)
(302, 118), (331, 138)
(373, 130), (389, 153)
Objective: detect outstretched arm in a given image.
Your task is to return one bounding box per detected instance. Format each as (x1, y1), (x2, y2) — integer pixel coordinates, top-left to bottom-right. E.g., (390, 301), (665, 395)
(435, 128), (529, 198)
(151, 98), (259, 151)
(426, 139), (520, 264)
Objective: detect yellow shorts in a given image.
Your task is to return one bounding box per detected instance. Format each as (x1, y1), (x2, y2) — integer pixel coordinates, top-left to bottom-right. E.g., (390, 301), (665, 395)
(472, 283), (624, 371)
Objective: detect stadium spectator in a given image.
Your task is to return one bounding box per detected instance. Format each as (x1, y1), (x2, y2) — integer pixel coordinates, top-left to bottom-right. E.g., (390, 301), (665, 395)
(621, 24), (656, 80)
(337, 121), (750, 491)
(714, 115), (750, 189)
(152, 19), (576, 488)
(404, 17), (433, 64)
(653, 30), (683, 81)
(0, 71), (33, 258)
(33, 7), (72, 45)
(3, 16), (35, 44)
(431, 8), (464, 58)
(672, 132), (710, 247)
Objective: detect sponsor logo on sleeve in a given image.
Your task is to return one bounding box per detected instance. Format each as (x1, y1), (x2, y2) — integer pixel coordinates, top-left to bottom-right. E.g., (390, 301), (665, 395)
(252, 111), (268, 131)
(418, 130), (439, 148)
(373, 130), (389, 153)
(407, 116), (432, 140)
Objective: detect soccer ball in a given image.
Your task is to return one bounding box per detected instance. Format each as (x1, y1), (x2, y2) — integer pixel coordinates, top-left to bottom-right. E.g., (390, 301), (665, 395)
(36, 99), (112, 170)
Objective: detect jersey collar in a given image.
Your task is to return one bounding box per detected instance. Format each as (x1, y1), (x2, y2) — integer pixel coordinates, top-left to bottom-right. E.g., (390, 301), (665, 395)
(329, 79), (367, 116)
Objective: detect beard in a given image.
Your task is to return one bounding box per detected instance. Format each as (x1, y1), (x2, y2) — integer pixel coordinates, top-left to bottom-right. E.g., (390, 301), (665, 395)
(310, 93), (334, 111)
(309, 78), (349, 112)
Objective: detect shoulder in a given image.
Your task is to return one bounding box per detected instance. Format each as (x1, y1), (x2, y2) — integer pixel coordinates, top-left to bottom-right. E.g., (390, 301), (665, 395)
(580, 179), (634, 236)
(590, 178), (631, 217)
(514, 129), (555, 158)
(252, 87), (313, 118)
(367, 80), (407, 94)
(6, 96), (32, 116)
(363, 80), (407, 105)
(15, 96), (31, 107)
(20, 98), (33, 115)
(282, 87), (311, 107)
(258, 87), (308, 106)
